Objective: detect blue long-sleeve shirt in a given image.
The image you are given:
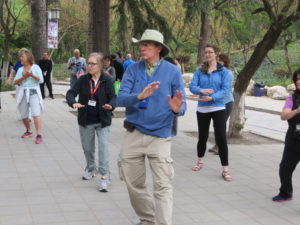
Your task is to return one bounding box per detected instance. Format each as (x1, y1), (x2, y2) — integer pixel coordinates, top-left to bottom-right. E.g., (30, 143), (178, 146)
(123, 58), (135, 71)
(189, 64), (230, 107)
(117, 59), (186, 138)
(223, 69), (234, 104)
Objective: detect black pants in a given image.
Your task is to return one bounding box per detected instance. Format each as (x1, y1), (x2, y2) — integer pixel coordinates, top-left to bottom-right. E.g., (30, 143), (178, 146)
(225, 101), (234, 121)
(279, 142), (300, 198)
(40, 74), (53, 98)
(196, 110), (228, 166)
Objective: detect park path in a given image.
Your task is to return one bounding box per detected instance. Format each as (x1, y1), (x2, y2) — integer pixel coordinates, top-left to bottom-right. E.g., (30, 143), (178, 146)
(0, 85), (298, 225)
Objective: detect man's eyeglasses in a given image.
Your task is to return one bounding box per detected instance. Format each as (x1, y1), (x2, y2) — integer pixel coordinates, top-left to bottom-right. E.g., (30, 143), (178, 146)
(87, 62), (97, 66)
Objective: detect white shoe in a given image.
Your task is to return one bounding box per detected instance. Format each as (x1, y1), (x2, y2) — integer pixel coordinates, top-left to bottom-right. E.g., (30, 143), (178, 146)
(99, 178), (110, 192)
(82, 170), (96, 180)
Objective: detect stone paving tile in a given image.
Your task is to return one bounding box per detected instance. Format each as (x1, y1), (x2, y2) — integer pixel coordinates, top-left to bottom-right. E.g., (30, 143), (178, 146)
(67, 221), (101, 225)
(0, 213), (33, 225)
(31, 212), (66, 224)
(63, 211), (98, 222)
(1, 87), (300, 225)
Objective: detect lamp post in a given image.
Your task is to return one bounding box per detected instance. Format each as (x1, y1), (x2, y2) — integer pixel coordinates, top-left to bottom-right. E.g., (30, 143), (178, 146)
(47, 8), (61, 49)
(48, 8), (61, 21)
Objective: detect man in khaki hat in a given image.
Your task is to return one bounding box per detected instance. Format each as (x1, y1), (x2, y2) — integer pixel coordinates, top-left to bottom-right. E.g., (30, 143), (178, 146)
(117, 29), (186, 225)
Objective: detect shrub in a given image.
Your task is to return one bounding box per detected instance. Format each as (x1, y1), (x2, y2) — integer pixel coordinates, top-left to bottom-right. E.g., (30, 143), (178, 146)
(273, 66), (290, 79)
(0, 82), (15, 92)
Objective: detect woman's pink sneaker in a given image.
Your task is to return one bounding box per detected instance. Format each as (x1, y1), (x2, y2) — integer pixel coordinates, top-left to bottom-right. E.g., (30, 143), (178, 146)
(35, 135), (43, 144)
(21, 131), (33, 138)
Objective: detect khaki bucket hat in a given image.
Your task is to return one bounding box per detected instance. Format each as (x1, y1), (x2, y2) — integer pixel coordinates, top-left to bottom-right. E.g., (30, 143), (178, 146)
(132, 29), (170, 57)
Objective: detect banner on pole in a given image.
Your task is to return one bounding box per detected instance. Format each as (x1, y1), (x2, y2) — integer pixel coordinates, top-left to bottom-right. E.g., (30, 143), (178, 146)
(48, 21), (58, 49)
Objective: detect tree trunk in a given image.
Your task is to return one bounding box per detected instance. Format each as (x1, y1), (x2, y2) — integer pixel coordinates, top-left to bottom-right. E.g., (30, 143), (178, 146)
(1, 35), (10, 80)
(229, 24), (283, 137)
(197, 11), (210, 65)
(228, 92), (245, 137)
(284, 37), (293, 79)
(31, 0), (47, 61)
(87, 0), (110, 55)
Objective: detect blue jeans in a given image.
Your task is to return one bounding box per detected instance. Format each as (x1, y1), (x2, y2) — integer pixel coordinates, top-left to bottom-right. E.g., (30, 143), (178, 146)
(79, 123), (110, 175)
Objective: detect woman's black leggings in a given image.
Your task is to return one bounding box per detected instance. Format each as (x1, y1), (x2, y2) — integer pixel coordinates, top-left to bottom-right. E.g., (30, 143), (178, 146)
(279, 145), (300, 198)
(196, 110), (228, 166)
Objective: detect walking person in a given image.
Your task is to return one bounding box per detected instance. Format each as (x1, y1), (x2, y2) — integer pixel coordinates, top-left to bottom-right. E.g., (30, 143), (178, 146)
(117, 29), (186, 225)
(189, 44), (232, 181)
(6, 48), (26, 85)
(122, 53), (135, 71)
(209, 53), (234, 154)
(103, 55), (116, 81)
(13, 48), (44, 144)
(67, 49), (87, 88)
(66, 52), (116, 192)
(272, 69), (300, 202)
(38, 52), (53, 99)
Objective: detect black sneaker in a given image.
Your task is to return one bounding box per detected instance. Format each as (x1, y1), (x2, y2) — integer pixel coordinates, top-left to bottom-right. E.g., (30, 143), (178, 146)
(272, 194), (292, 202)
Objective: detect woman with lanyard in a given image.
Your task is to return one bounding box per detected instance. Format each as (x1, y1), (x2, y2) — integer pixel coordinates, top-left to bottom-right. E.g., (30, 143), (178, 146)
(189, 44), (233, 181)
(66, 52), (116, 192)
(273, 69), (300, 202)
(13, 48), (44, 144)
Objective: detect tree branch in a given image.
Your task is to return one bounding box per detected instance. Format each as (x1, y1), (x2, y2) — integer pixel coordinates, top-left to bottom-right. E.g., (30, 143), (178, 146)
(262, 0), (277, 22)
(213, 0), (228, 10)
(229, 41), (260, 55)
(280, 0), (294, 14)
(252, 7), (265, 14)
(281, 0), (300, 29)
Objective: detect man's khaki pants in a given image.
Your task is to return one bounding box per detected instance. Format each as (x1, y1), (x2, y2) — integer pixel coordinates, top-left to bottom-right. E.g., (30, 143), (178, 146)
(120, 129), (174, 225)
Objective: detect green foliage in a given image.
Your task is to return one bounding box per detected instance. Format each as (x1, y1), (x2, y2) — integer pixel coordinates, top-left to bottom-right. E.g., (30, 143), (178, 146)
(234, 123), (244, 130)
(0, 83), (15, 92)
(273, 65), (290, 79)
(225, 0), (267, 46)
(183, 0), (212, 22)
(52, 63), (69, 81)
(112, 0), (176, 53)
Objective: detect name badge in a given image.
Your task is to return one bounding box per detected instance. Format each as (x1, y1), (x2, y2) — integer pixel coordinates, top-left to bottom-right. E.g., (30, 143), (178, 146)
(296, 124), (300, 130)
(88, 100), (96, 107)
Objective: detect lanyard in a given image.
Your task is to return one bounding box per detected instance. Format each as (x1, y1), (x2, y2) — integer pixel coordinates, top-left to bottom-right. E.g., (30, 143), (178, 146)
(89, 80), (101, 99)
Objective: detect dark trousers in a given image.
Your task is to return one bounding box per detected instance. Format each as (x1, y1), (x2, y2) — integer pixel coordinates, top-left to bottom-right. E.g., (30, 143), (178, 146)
(279, 145), (300, 198)
(196, 110), (229, 166)
(225, 101), (234, 121)
(40, 74), (53, 98)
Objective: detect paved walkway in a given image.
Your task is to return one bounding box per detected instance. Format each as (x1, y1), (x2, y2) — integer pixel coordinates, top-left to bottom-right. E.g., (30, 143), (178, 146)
(0, 85), (299, 225)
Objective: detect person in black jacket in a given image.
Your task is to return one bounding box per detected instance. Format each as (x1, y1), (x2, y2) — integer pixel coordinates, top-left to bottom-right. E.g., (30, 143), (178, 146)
(273, 69), (300, 202)
(66, 52), (116, 192)
(38, 52), (53, 99)
(111, 54), (124, 81)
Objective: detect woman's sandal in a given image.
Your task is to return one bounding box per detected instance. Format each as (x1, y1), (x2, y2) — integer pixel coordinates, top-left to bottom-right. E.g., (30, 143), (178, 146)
(192, 160), (203, 171)
(222, 171), (233, 182)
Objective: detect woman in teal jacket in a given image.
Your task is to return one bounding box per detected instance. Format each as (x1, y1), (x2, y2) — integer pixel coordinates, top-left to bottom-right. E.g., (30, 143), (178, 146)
(189, 44), (233, 181)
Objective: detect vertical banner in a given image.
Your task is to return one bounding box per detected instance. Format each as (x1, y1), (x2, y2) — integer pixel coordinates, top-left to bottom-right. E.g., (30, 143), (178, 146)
(48, 20), (58, 49)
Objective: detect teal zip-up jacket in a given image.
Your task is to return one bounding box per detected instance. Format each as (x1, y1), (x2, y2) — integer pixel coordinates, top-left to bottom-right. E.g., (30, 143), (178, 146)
(117, 59), (186, 138)
(189, 63), (230, 107)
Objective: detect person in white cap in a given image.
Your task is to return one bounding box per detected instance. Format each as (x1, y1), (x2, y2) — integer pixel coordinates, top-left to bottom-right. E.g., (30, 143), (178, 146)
(117, 29), (186, 225)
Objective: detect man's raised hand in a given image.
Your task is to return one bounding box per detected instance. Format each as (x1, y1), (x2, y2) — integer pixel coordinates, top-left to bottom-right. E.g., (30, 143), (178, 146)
(167, 90), (184, 114)
(137, 81), (160, 100)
